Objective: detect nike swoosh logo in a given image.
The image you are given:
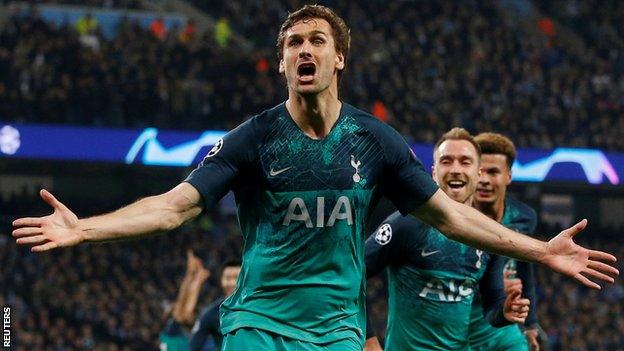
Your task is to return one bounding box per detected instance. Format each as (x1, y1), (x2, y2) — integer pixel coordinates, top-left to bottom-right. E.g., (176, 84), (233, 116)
(269, 166), (292, 177)
(421, 249), (439, 257)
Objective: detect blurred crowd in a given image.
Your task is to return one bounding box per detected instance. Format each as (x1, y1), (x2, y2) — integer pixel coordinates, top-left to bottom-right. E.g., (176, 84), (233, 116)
(1, 0), (624, 150)
(13, 0), (144, 9)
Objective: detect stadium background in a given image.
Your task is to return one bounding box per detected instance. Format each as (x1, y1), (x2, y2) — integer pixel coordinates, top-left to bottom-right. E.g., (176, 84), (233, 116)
(0, 0), (623, 350)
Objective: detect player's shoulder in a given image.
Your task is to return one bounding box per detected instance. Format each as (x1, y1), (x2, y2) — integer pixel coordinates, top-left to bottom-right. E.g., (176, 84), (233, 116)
(377, 211), (429, 239)
(199, 296), (225, 322)
(505, 197), (538, 233)
(234, 103), (283, 137)
(343, 102), (400, 136)
(506, 197), (537, 220)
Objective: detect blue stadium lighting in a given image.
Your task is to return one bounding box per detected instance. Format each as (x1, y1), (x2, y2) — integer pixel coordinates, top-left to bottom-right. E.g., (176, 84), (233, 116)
(0, 123), (621, 185)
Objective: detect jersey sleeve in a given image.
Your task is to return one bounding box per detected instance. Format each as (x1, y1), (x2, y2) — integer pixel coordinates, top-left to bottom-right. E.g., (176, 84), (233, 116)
(516, 209), (539, 327)
(189, 305), (220, 351)
(478, 253), (511, 328)
(375, 124), (438, 215)
(185, 118), (258, 209)
(365, 213), (420, 278)
(161, 317), (185, 336)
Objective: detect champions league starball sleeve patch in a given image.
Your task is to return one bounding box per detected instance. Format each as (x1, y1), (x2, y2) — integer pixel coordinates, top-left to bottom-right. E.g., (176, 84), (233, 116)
(205, 138), (223, 158)
(375, 223), (393, 245)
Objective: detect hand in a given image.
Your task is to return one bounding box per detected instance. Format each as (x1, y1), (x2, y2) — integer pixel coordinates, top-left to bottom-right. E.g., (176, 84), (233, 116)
(542, 219), (619, 289)
(12, 189), (84, 252)
(186, 250), (210, 281)
(503, 269), (522, 295)
(524, 328), (540, 351)
(363, 337), (383, 351)
(503, 289), (530, 324)
(195, 265), (211, 283)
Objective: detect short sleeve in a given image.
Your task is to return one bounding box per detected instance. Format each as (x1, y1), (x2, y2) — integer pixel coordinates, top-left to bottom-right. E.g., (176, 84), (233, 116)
(375, 125), (438, 215)
(365, 212), (421, 278)
(185, 118), (258, 209)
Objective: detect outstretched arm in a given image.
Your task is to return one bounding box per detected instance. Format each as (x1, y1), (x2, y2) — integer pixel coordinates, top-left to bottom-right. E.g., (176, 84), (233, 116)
(13, 183), (203, 252)
(413, 190), (618, 289)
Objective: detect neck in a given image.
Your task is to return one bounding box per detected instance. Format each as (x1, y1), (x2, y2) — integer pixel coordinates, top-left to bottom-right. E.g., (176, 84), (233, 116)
(462, 195), (475, 207)
(285, 82), (341, 139)
(475, 197), (505, 222)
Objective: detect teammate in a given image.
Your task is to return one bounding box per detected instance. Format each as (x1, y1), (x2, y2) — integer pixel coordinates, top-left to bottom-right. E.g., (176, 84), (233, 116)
(160, 251), (211, 351)
(468, 133), (544, 351)
(189, 259), (241, 351)
(364, 128), (530, 350)
(12, 5), (618, 351)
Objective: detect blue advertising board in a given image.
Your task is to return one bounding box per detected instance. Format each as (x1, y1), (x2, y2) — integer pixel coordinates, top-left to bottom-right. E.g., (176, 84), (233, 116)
(0, 123), (621, 185)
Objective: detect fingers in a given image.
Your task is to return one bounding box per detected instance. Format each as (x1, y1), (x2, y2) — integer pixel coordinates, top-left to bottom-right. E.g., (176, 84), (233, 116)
(506, 289), (521, 302)
(574, 272), (601, 290)
(507, 315), (527, 323)
(588, 249), (617, 263)
(584, 267), (615, 284)
(512, 298), (531, 308)
(16, 235), (49, 246)
(588, 260), (620, 276)
(40, 189), (71, 213)
(32, 241), (58, 253)
(503, 270), (516, 279)
(12, 227), (43, 238)
(561, 219), (587, 239)
(40, 189), (60, 208)
(505, 280), (523, 295)
(12, 217), (43, 228)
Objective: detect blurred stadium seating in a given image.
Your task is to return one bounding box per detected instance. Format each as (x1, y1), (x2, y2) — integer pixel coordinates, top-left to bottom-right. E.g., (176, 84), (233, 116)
(1, 1), (623, 350)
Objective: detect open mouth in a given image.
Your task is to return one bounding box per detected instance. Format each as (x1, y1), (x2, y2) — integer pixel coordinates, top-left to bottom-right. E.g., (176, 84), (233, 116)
(447, 180), (466, 190)
(297, 62), (316, 81)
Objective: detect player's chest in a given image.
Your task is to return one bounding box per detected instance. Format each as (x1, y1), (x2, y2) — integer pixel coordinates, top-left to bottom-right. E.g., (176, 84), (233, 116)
(414, 233), (490, 277)
(257, 133), (383, 192)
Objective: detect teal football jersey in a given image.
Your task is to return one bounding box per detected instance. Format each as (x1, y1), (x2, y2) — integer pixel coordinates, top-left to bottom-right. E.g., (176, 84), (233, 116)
(185, 102), (438, 345)
(365, 213), (508, 351)
(468, 198), (538, 350)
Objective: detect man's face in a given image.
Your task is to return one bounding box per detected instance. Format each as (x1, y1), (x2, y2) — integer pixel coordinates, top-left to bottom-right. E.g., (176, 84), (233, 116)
(279, 18), (345, 95)
(432, 140), (480, 204)
(221, 266), (241, 297)
(475, 153), (512, 205)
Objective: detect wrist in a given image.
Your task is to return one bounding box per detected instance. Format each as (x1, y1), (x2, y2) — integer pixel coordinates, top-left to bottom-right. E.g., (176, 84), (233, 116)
(76, 218), (90, 243)
(536, 240), (550, 265)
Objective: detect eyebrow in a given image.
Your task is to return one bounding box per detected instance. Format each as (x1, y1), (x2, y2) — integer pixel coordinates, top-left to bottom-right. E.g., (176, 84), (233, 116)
(287, 30), (329, 39)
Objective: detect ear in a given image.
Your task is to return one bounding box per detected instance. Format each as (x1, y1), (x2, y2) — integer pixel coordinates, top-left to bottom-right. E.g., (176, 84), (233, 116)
(335, 52), (345, 70)
(431, 165), (437, 181)
(279, 58), (285, 74)
(506, 170), (512, 186)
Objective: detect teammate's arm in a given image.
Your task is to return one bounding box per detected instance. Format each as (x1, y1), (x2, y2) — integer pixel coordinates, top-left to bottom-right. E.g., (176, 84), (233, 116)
(13, 183), (202, 252)
(412, 190), (618, 289)
(364, 214), (412, 278)
(188, 308), (213, 351)
(480, 254), (530, 326)
(364, 336), (383, 351)
(173, 251), (210, 326)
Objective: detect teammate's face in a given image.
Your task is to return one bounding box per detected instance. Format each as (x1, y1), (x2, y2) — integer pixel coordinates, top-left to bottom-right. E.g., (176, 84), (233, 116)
(221, 266), (241, 297)
(432, 140), (480, 204)
(279, 18), (345, 95)
(475, 154), (512, 205)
